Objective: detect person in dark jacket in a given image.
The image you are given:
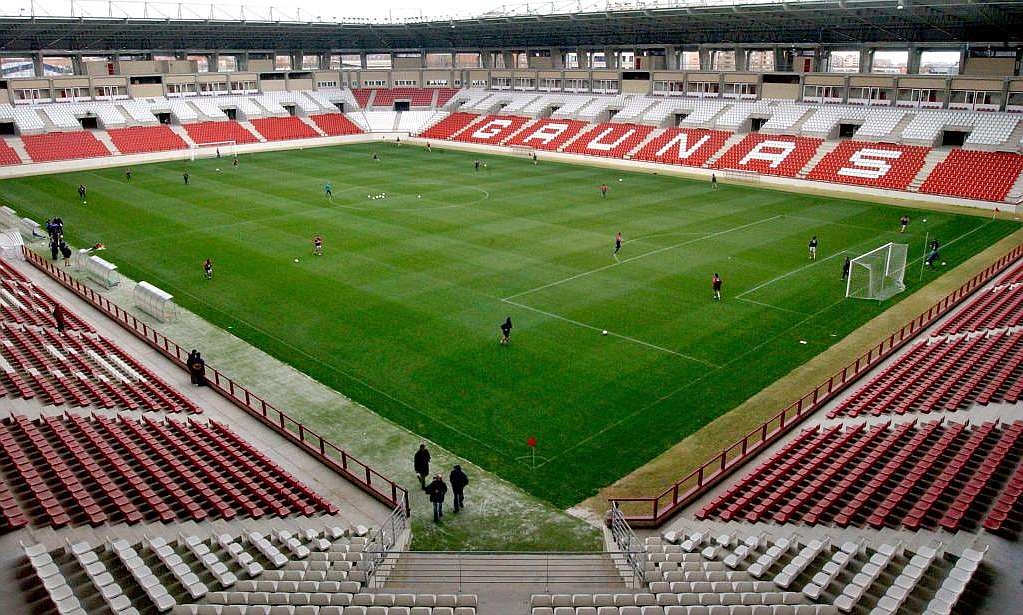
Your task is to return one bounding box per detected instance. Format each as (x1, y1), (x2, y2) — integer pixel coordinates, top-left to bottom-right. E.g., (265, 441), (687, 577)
(424, 474), (447, 522)
(53, 305), (66, 333)
(449, 465), (469, 513)
(187, 350), (206, 386)
(413, 443), (431, 490)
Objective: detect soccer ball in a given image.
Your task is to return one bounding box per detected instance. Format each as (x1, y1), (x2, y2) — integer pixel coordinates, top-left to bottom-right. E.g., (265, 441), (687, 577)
(216, 168), (222, 172)
(602, 330), (608, 336)
(417, 195), (422, 199)
(922, 218), (927, 223)
(941, 261), (946, 266)
(618, 178), (623, 182)
(294, 258), (300, 263)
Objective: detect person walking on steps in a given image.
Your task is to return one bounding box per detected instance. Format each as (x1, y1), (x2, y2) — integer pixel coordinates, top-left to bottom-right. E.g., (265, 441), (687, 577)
(414, 443), (431, 490)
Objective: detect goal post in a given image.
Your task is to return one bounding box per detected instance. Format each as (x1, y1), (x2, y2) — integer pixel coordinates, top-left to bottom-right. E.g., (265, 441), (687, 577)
(846, 242), (909, 302)
(188, 140), (237, 162)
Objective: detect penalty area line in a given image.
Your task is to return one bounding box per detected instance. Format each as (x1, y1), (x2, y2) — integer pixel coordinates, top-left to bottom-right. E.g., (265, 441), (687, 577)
(503, 215), (784, 302)
(501, 298), (719, 368)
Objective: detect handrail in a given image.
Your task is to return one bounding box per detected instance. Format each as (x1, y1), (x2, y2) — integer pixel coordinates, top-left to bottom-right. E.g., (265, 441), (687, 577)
(609, 242), (1023, 527)
(22, 246), (410, 514)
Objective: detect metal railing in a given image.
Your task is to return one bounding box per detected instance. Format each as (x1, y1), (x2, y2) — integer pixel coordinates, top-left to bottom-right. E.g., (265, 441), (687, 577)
(607, 503), (646, 588)
(369, 551), (639, 593)
(364, 496), (411, 587)
(609, 242), (1023, 526)
(23, 246), (410, 515)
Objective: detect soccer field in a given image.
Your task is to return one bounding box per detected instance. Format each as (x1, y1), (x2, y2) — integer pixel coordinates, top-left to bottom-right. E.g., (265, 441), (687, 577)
(2, 143), (1018, 507)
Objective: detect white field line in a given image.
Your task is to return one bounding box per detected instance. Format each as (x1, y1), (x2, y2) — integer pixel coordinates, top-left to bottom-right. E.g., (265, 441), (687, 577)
(534, 220), (999, 467)
(502, 298), (719, 367)
(736, 250), (850, 299)
(735, 297), (809, 315)
(502, 215), (785, 302)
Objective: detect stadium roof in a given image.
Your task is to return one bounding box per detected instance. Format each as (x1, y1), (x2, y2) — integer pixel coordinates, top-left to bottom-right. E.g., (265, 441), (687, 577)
(1, 0), (1022, 53)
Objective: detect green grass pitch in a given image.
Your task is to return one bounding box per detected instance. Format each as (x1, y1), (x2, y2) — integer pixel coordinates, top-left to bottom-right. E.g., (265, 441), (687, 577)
(2, 143), (1018, 508)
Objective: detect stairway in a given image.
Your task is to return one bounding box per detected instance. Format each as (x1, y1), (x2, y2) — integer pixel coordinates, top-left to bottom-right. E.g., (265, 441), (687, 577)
(500, 118), (540, 145)
(557, 123), (599, 152)
(1004, 170), (1023, 205)
(703, 132), (746, 167)
(886, 112), (918, 141)
(449, 114), (490, 140)
(797, 140), (839, 178)
(908, 148), (951, 192)
(299, 115), (327, 137)
(92, 130), (121, 155)
(379, 552), (630, 615)
(167, 124), (197, 148)
(626, 127), (665, 158)
(3, 136), (30, 163)
(236, 120), (266, 143)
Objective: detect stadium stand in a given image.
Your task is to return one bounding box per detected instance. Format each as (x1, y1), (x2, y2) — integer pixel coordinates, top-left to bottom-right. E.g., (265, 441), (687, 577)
(451, 114), (531, 145)
(419, 111), (479, 139)
(827, 332), (1023, 416)
(309, 112), (363, 136)
(504, 118), (589, 151)
(806, 141), (931, 190)
(183, 120), (260, 145)
(249, 116), (320, 141)
(919, 149), (1023, 201)
(712, 133), (824, 177)
(563, 122), (656, 158)
(695, 419), (1023, 533)
(632, 128), (731, 167)
(936, 285), (1023, 335)
(21, 131), (110, 162)
(107, 125), (188, 154)
(0, 413), (337, 529)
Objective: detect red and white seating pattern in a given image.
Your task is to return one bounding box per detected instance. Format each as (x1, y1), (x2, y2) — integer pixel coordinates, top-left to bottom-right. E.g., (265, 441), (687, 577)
(22, 131), (110, 162)
(418, 111), (479, 139)
(0, 413), (338, 530)
(0, 140), (21, 165)
(183, 120), (259, 145)
(827, 331), (1023, 417)
(1, 322), (202, 412)
(451, 115), (531, 145)
(998, 261), (1023, 286)
(503, 118), (589, 151)
(806, 141), (930, 190)
(563, 122), (655, 158)
(107, 125), (188, 154)
(712, 133), (823, 177)
(920, 150), (1023, 202)
(696, 419), (1023, 534)
(0, 264), (93, 332)
(249, 116), (319, 141)
(309, 113), (363, 136)
(632, 128), (731, 167)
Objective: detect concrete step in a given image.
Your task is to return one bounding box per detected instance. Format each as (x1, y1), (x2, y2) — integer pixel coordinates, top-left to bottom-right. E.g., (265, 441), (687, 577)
(3, 136), (30, 163)
(236, 119), (266, 143)
(92, 130), (121, 155)
(797, 140), (839, 178)
(704, 132), (746, 167)
(908, 148), (951, 192)
(380, 552), (629, 615)
(299, 115), (327, 137)
(167, 124), (197, 147)
(626, 127), (665, 159)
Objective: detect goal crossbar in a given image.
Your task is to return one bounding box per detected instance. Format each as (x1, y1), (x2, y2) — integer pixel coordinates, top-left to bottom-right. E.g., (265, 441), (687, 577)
(188, 140), (237, 162)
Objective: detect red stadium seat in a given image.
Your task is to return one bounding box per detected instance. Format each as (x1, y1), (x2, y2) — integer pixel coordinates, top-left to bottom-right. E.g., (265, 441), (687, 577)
(711, 133), (823, 177)
(107, 125), (188, 154)
(451, 115), (530, 145)
(920, 149), (1023, 202)
(0, 140), (22, 165)
(249, 116), (319, 141)
(183, 120), (259, 145)
(309, 113), (363, 136)
(563, 122), (655, 159)
(806, 141), (930, 190)
(420, 112), (479, 139)
(504, 118), (589, 151)
(21, 131), (110, 162)
(632, 128), (731, 167)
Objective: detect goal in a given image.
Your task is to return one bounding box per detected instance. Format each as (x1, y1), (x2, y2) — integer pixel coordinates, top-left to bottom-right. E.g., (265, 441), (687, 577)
(846, 242), (909, 302)
(188, 140), (236, 162)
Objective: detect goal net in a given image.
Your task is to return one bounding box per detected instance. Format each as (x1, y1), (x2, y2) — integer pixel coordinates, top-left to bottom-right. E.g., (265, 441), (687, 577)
(846, 242), (909, 302)
(188, 140), (236, 162)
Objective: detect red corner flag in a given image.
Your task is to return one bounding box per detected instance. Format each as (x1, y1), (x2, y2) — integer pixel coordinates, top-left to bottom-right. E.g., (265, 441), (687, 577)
(526, 436), (537, 448)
